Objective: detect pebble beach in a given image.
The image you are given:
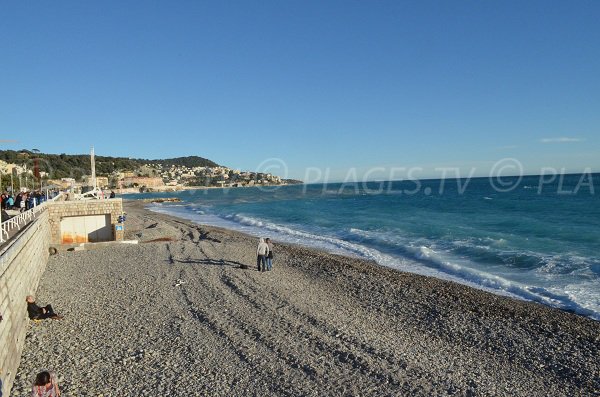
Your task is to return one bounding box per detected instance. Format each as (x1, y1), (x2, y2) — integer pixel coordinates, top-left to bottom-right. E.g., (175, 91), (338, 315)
(11, 200), (600, 396)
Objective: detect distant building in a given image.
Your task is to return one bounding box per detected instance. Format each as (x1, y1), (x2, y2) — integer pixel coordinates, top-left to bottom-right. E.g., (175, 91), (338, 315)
(7, 165), (30, 175)
(46, 178), (79, 189)
(47, 179), (69, 189)
(82, 176), (109, 188)
(122, 176), (164, 188)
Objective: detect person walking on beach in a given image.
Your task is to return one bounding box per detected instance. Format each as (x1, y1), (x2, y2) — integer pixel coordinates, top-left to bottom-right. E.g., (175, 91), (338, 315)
(31, 370), (61, 397)
(257, 238), (269, 272)
(26, 296), (63, 320)
(265, 238), (274, 271)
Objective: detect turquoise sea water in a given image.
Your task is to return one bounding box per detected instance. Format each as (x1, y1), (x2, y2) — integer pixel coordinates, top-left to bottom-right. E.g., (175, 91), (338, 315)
(128, 174), (600, 320)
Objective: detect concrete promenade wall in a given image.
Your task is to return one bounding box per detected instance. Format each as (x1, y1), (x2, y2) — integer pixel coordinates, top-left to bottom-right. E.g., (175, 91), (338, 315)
(0, 211), (50, 397)
(0, 199), (124, 395)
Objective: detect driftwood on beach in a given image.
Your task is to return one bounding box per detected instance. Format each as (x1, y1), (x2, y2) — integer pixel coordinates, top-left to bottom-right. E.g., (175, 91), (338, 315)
(11, 200), (600, 396)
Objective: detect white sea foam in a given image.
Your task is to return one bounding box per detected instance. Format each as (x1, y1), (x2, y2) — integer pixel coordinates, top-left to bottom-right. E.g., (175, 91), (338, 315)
(147, 204), (600, 321)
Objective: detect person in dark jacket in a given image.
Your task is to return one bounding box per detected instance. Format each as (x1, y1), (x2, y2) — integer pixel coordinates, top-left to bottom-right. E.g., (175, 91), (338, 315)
(14, 193), (22, 210)
(26, 296), (63, 320)
(265, 238), (274, 271)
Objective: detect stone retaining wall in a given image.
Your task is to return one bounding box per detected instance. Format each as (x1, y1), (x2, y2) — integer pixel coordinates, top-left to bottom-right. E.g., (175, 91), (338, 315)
(0, 211), (50, 397)
(0, 199), (124, 396)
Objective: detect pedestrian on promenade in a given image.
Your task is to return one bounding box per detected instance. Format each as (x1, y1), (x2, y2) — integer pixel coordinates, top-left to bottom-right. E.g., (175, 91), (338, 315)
(20, 193), (27, 212)
(15, 192), (22, 210)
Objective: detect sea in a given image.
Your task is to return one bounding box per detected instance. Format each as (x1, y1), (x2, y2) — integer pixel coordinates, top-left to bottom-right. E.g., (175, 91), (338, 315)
(127, 173), (600, 321)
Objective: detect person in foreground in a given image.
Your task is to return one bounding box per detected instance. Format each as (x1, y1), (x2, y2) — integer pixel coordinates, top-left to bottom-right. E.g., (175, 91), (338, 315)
(26, 296), (63, 320)
(256, 237), (269, 272)
(31, 370), (61, 397)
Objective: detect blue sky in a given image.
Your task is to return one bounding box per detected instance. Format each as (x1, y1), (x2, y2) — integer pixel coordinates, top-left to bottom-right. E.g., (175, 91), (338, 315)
(1, 1), (598, 181)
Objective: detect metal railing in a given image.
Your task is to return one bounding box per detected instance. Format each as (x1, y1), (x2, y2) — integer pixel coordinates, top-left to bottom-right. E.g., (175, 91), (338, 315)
(0, 193), (63, 244)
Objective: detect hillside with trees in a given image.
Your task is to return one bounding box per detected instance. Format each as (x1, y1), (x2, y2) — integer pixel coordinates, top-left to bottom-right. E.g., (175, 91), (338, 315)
(0, 150), (219, 180)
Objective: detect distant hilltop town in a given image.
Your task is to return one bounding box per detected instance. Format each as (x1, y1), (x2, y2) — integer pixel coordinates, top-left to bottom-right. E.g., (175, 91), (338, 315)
(0, 150), (301, 193)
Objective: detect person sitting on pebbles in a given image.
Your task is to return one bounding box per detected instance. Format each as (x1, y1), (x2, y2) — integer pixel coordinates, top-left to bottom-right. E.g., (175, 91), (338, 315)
(26, 296), (63, 320)
(31, 370), (61, 397)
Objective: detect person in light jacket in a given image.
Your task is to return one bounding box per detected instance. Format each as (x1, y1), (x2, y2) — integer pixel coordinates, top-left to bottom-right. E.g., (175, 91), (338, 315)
(256, 238), (269, 272)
